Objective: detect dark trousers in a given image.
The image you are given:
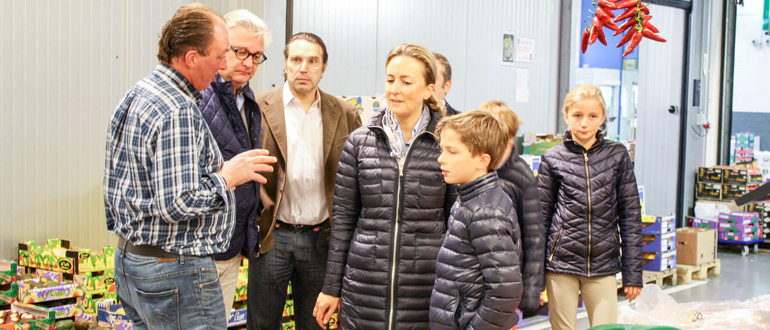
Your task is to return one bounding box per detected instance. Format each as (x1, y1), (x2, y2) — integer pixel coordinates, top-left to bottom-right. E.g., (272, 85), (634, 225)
(247, 224), (329, 330)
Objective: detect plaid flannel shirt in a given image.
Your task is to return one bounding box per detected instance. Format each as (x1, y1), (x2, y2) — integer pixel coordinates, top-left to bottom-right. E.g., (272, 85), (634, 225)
(104, 63), (235, 256)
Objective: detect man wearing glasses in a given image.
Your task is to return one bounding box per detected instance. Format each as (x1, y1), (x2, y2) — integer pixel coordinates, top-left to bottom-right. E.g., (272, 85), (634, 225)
(199, 9), (272, 318)
(249, 32), (361, 329)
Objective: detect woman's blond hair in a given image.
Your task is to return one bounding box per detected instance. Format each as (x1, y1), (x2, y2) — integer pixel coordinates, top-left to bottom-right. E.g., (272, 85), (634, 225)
(562, 84), (607, 115)
(386, 44), (443, 115)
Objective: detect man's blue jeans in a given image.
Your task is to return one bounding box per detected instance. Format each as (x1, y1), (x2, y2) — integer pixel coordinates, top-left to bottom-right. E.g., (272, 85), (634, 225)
(114, 248), (227, 330)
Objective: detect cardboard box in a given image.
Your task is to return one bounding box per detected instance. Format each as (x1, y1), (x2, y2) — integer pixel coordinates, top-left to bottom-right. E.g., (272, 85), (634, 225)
(642, 250), (677, 272)
(73, 269), (116, 295)
(722, 167), (763, 185)
(690, 217), (718, 229)
(0, 260), (17, 286)
(718, 221), (760, 233)
(0, 283), (18, 306)
(642, 232), (676, 253)
(227, 302), (247, 328)
(676, 228), (716, 266)
(0, 303), (56, 330)
(696, 182), (722, 200)
(718, 212), (760, 226)
(18, 239), (116, 275)
(722, 183), (760, 200)
(718, 229), (760, 242)
(17, 269), (87, 303)
(522, 133), (563, 156)
(641, 215), (676, 235)
(97, 299), (133, 330)
(697, 167), (723, 183)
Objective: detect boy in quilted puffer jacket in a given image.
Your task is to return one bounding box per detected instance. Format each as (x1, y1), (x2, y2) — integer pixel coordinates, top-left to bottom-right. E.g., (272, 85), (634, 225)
(430, 110), (523, 330)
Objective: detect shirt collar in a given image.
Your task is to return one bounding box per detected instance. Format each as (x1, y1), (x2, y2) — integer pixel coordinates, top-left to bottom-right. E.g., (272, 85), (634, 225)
(282, 81), (321, 109)
(156, 63), (202, 103)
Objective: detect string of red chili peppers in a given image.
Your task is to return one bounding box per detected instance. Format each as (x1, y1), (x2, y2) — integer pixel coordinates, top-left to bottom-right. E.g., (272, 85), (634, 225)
(581, 0), (667, 57)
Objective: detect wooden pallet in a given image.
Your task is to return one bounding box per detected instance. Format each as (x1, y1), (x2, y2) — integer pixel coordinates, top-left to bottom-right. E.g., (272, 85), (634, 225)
(676, 259), (721, 284)
(617, 268), (676, 294)
(642, 269), (677, 287)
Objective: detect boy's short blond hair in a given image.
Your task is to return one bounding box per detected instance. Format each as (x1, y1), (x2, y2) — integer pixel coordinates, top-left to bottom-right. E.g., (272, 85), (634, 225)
(436, 110), (508, 170)
(478, 101), (522, 138)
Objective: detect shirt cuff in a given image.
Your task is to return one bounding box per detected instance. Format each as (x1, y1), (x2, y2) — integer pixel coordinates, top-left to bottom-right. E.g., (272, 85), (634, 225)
(208, 172), (233, 211)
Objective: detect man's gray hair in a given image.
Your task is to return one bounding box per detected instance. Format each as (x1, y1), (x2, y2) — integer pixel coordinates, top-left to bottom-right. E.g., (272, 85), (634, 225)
(224, 9), (272, 49)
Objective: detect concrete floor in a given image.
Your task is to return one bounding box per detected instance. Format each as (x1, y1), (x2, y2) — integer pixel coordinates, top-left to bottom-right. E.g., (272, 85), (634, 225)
(520, 247), (770, 330)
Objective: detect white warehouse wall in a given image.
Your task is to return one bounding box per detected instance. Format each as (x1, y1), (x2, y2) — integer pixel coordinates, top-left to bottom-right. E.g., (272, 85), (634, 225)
(0, 0), (265, 260)
(290, 0), (561, 134)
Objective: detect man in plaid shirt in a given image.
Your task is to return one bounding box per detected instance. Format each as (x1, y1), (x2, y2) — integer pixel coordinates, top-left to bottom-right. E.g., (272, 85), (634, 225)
(103, 4), (275, 329)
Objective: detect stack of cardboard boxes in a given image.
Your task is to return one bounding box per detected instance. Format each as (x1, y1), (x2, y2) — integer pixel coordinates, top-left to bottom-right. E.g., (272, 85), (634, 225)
(747, 202), (770, 240)
(696, 166), (762, 201)
(730, 133), (755, 165)
(717, 211), (763, 242)
(641, 215), (677, 272)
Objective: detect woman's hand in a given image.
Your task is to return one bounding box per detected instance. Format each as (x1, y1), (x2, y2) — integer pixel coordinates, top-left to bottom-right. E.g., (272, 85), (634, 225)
(540, 291), (547, 306)
(313, 292), (341, 328)
(624, 286), (642, 302)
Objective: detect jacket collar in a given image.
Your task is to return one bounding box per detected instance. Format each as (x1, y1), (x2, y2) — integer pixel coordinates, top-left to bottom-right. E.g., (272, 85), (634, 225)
(458, 171), (500, 202)
(562, 130), (606, 153)
(211, 74), (256, 103)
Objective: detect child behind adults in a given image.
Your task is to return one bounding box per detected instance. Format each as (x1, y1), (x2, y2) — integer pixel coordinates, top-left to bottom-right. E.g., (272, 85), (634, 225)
(538, 85), (643, 330)
(429, 110), (523, 330)
(479, 101), (545, 314)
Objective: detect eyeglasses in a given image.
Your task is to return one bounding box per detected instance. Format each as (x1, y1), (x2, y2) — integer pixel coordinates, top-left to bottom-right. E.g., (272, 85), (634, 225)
(231, 46), (267, 64)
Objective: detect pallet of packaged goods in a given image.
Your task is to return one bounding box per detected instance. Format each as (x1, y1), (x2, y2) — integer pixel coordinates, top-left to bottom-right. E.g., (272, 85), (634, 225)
(17, 239), (115, 275)
(676, 259), (721, 284)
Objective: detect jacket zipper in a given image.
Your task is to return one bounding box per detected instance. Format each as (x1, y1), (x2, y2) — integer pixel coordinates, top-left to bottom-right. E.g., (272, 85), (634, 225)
(386, 130), (433, 330)
(584, 150), (593, 276)
(549, 230), (563, 261)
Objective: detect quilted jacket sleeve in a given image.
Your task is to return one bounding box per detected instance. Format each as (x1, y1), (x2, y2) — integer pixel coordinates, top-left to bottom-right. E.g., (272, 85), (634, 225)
(468, 207), (523, 330)
(615, 148), (643, 288)
(537, 154), (558, 234)
(514, 165), (546, 312)
(322, 133), (363, 297)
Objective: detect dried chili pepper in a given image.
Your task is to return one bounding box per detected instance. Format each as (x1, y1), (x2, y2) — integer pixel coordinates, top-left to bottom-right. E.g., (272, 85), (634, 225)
(623, 28), (644, 57)
(589, 23), (599, 45)
(643, 18), (660, 33)
(614, 4), (649, 22)
(596, 8), (619, 31)
(598, 0), (619, 10)
(582, 27), (590, 53)
(616, 0), (640, 10)
(596, 24), (608, 45)
(642, 28), (667, 42)
(617, 25), (637, 47)
(615, 16), (638, 35)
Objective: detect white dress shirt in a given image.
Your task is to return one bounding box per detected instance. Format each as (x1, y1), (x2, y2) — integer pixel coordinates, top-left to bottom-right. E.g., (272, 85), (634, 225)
(276, 82), (329, 225)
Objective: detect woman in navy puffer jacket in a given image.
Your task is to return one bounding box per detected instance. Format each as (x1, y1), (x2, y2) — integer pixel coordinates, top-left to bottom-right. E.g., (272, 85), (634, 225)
(313, 44), (456, 330)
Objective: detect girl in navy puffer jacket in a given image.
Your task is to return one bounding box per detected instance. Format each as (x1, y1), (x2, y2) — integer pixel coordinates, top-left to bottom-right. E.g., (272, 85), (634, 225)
(538, 85), (643, 330)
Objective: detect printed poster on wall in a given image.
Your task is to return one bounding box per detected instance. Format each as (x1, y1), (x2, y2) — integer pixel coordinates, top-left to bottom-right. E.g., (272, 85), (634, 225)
(502, 32), (515, 66)
(516, 37), (535, 63)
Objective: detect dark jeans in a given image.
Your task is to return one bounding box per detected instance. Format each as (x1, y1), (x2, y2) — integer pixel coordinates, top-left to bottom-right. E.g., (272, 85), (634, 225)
(247, 225), (329, 330)
(114, 248), (226, 330)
